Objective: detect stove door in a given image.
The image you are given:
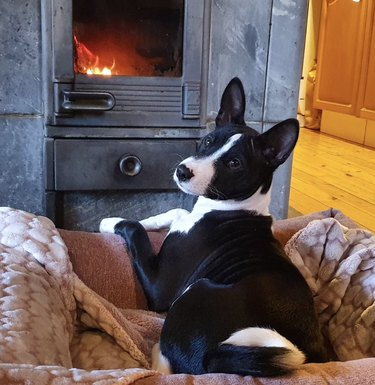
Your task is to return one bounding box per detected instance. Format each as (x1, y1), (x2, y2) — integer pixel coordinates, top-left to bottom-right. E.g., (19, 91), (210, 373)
(44, 0), (205, 127)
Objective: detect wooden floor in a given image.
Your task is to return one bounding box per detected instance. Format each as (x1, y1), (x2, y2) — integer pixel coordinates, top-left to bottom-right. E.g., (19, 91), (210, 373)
(289, 128), (375, 233)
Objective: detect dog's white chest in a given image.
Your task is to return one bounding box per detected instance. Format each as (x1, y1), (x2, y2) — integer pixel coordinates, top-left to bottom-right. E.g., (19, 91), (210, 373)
(169, 210), (206, 234)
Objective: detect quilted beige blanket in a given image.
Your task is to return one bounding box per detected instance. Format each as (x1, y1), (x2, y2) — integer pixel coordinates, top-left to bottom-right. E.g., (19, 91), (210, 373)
(0, 207), (162, 384)
(286, 218), (375, 360)
(0, 207), (374, 385)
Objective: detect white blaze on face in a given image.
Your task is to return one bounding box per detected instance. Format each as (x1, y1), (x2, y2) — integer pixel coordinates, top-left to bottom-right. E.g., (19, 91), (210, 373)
(174, 133), (243, 196)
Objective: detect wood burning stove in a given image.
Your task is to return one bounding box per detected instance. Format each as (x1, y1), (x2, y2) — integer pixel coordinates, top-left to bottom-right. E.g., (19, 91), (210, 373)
(45, 0), (205, 127)
(42, 0), (210, 226)
(40, 0), (307, 231)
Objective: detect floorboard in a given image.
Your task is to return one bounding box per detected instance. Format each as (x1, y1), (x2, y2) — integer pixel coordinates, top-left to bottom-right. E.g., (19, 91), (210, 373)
(289, 128), (375, 233)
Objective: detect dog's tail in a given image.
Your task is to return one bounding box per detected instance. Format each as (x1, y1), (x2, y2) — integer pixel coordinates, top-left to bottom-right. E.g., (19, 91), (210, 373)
(205, 328), (305, 377)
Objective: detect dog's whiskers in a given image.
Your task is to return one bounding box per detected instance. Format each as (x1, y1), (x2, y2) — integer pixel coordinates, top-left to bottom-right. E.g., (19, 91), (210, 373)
(173, 153), (185, 163)
(207, 184), (227, 200)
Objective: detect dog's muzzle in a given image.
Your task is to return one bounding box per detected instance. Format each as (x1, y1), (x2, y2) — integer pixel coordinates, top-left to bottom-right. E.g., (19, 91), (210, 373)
(175, 164), (194, 182)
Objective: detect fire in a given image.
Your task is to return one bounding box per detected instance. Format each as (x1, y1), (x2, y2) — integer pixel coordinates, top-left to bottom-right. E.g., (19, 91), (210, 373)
(86, 64), (114, 76)
(74, 35), (115, 76)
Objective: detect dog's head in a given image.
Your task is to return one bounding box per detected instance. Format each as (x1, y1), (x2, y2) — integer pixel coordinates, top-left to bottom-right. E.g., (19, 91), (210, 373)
(174, 78), (299, 201)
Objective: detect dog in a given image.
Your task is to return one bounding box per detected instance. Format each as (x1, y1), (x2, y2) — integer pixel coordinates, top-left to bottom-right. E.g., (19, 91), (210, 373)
(100, 78), (327, 376)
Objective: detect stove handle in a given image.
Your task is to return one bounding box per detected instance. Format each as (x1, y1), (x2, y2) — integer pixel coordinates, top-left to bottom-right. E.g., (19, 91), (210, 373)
(62, 91), (115, 111)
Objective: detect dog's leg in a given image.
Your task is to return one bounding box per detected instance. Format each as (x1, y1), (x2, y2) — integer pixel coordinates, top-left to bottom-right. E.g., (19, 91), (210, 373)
(100, 208), (189, 233)
(139, 208), (189, 231)
(113, 220), (162, 308)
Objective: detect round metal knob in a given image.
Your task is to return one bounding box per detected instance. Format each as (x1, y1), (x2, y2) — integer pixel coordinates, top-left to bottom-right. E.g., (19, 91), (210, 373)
(119, 155), (142, 176)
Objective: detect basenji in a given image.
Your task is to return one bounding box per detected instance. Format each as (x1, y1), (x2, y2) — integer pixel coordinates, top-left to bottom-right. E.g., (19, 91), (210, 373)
(100, 78), (327, 376)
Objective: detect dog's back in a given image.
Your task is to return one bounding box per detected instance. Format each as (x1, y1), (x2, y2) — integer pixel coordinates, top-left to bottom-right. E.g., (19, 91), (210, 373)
(155, 210), (327, 375)
(145, 210), (276, 310)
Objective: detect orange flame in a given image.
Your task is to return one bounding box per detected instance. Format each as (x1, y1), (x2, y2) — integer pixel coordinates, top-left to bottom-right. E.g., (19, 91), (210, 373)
(86, 60), (115, 76)
(74, 35), (115, 76)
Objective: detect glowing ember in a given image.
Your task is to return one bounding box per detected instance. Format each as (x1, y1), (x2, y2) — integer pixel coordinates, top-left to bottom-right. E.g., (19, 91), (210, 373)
(74, 35), (115, 76)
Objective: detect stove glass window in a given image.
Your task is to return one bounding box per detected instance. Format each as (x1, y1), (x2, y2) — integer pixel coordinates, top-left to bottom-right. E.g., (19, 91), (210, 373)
(73, 0), (184, 77)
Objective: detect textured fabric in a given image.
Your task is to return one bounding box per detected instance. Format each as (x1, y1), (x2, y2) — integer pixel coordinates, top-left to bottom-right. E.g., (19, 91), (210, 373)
(0, 207), (75, 367)
(134, 358), (375, 385)
(272, 208), (358, 247)
(60, 229), (164, 310)
(71, 278), (164, 369)
(0, 360), (374, 385)
(285, 218), (375, 360)
(0, 364), (157, 385)
(0, 207), (162, 383)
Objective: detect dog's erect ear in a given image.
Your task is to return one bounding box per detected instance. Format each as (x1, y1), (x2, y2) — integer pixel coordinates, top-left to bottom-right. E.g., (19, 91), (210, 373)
(215, 77), (246, 127)
(258, 118), (299, 169)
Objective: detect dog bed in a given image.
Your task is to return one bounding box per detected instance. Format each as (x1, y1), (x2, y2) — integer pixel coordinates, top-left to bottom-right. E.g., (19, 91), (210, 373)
(0, 207), (374, 384)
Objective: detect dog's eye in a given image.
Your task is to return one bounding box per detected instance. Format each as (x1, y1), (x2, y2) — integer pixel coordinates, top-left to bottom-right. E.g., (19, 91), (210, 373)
(226, 158), (241, 169)
(203, 135), (214, 147)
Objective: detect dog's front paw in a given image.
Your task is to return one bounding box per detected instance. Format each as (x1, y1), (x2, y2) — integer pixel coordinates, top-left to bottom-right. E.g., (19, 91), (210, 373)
(99, 217), (125, 233)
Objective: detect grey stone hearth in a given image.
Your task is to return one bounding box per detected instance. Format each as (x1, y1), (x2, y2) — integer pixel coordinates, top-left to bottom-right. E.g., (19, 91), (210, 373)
(0, 0), (308, 231)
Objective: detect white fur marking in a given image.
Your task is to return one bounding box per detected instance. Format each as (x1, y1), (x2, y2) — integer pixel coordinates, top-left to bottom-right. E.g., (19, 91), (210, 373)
(223, 327), (293, 348)
(99, 217), (125, 233)
(151, 343), (173, 374)
(100, 184), (271, 235)
(140, 209), (190, 231)
(222, 327), (305, 370)
(174, 134), (243, 196)
(100, 209), (190, 234)
(169, 186), (271, 234)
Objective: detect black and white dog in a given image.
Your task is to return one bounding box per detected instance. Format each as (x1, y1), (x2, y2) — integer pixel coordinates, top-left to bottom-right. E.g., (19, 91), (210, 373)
(100, 78), (327, 376)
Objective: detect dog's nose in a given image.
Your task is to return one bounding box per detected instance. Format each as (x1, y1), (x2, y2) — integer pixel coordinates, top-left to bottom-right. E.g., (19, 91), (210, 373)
(176, 164), (194, 182)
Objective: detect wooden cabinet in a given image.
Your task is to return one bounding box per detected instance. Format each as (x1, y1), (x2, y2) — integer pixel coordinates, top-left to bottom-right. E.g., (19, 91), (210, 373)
(314, 0), (375, 119)
(357, 1), (375, 120)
